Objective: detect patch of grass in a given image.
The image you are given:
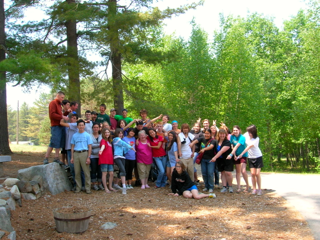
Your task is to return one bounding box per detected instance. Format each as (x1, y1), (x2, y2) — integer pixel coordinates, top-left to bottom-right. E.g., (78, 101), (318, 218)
(9, 144), (47, 153)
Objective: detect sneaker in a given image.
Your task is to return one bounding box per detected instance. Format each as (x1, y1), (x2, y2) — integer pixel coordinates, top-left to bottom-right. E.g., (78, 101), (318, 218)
(86, 191), (92, 194)
(81, 187), (86, 192)
(251, 189), (257, 195)
(145, 184), (150, 189)
(98, 184), (104, 190)
(214, 184), (220, 189)
(141, 185), (145, 189)
(257, 190), (262, 196)
(229, 187), (234, 193)
(220, 187), (228, 193)
(43, 158), (49, 165)
(209, 193), (216, 198)
(93, 185), (99, 191)
(209, 189), (213, 193)
(203, 188), (208, 192)
(113, 184), (122, 190)
(129, 185), (133, 189)
(53, 158), (64, 165)
(122, 187), (127, 194)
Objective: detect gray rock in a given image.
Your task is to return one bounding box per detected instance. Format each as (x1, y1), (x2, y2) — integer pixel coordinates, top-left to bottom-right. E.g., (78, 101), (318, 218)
(0, 207), (13, 232)
(0, 184), (3, 188)
(16, 180), (32, 193)
(31, 184), (40, 195)
(7, 231), (16, 240)
(18, 163), (72, 195)
(31, 175), (44, 191)
(0, 199), (6, 207)
(0, 191), (11, 199)
(21, 193), (36, 200)
(101, 222), (117, 230)
(3, 179), (19, 188)
(0, 231), (5, 238)
(10, 186), (20, 200)
(6, 197), (15, 211)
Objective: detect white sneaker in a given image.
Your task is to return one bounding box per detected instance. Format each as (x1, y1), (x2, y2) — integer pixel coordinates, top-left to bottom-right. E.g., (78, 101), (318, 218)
(122, 187), (127, 194)
(229, 187), (234, 193)
(203, 188), (208, 192)
(209, 189), (213, 193)
(113, 184), (122, 190)
(220, 187), (228, 193)
(209, 193), (216, 198)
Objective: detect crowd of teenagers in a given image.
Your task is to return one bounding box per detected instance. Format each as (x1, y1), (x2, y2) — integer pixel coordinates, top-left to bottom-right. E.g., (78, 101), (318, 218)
(44, 91), (264, 198)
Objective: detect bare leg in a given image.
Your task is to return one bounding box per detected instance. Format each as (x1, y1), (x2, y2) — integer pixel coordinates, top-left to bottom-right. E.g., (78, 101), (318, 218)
(221, 171), (227, 186)
(191, 189), (209, 199)
(121, 176), (126, 186)
(241, 163), (249, 190)
(54, 148), (60, 158)
(102, 172), (110, 193)
(109, 172), (115, 191)
(256, 168), (261, 190)
(235, 164), (241, 191)
(225, 171), (233, 186)
(45, 147), (53, 158)
(166, 167), (172, 183)
(250, 168), (257, 190)
(183, 190), (193, 199)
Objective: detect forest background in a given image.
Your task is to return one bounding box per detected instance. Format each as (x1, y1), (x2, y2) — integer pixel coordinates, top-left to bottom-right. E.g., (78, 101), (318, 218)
(1, 0), (320, 173)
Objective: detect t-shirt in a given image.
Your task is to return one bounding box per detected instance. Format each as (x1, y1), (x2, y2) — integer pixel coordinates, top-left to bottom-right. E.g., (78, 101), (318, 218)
(85, 121), (93, 135)
(110, 117), (118, 130)
(230, 134), (248, 157)
(167, 142), (178, 163)
(216, 139), (232, 160)
(65, 123), (78, 150)
(197, 137), (217, 159)
(178, 132), (195, 159)
(71, 131), (93, 151)
(244, 132), (262, 158)
(96, 113), (111, 126)
(136, 139), (153, 164)
(123, 136), (136, 160)
(99, 139), (114, 165)
(163, 123), (172, 132)
(147, 135), (166, 157)
(114, 115), (134, 124)
(190, 130), (203, 153)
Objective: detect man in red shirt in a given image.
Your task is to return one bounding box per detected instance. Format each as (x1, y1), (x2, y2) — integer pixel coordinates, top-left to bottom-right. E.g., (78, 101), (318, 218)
(43, 91), (69, 165)
(109, 108), (118, 131)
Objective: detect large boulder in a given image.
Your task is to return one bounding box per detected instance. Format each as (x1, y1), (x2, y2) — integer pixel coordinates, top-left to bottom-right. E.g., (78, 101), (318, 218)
(0, 207), (13, 232)
(16, 180), (32, 193)
(17, 163), (71, 195)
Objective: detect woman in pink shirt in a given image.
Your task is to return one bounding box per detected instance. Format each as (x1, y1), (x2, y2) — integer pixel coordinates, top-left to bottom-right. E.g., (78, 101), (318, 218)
(136, 130), (153, 189)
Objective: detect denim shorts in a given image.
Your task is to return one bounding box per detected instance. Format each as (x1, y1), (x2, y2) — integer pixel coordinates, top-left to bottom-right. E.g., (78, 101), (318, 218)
(100, 164), (114, 172)
(187, 185), (198, 191)
(49, 126), (65, 148)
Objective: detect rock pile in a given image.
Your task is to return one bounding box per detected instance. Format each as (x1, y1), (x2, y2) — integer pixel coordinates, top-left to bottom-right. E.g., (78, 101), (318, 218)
(0, 162), (73, 239)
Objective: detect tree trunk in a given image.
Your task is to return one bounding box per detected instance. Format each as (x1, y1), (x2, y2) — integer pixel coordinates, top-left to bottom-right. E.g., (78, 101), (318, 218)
(65, 0), (81, 116)
(0, 0), (12, 154)
(109, 0), (124, 114)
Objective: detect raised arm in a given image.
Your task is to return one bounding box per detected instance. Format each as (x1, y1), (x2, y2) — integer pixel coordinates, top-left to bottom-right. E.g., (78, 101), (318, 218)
(123, 119), (136, 131)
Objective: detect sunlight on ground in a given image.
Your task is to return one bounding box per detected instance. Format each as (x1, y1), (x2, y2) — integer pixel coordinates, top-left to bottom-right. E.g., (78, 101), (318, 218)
(9, 144), (47, 153)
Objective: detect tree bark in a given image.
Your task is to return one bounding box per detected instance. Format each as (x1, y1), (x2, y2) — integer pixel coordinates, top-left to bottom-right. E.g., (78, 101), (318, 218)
(65, 0), (81, 116)
(109, 0), (124, 114)
(0, 0), (12, 154)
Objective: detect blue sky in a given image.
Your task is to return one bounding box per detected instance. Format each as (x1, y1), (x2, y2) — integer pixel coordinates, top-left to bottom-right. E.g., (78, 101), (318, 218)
(6, 0), (308, 107)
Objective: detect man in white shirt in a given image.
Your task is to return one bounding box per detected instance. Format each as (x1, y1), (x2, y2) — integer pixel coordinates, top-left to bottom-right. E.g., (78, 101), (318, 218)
(178, 123), (195, 181)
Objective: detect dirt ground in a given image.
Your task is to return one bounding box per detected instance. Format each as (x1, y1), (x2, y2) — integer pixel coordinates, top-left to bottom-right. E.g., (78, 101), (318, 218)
(1, 152), (315, 240)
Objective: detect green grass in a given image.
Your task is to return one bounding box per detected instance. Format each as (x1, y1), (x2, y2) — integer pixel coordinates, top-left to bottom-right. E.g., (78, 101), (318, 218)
(9, 144), (47, 153)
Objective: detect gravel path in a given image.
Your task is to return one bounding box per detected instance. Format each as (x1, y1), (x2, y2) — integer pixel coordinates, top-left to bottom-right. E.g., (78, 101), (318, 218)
(260, 173), (320, 240)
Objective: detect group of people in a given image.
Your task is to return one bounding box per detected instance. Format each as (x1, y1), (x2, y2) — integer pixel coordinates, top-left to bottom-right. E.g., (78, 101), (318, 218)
(44, 91), (263, 198)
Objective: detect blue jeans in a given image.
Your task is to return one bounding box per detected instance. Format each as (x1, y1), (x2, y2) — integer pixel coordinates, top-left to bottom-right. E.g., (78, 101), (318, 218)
(214, 164), (219, 185)
(154, 156), (167, 187)
(67, 150), (85, 187)
(201, 158), (215, 190)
